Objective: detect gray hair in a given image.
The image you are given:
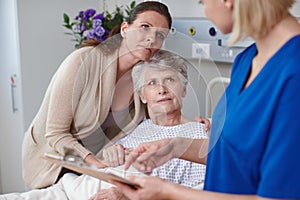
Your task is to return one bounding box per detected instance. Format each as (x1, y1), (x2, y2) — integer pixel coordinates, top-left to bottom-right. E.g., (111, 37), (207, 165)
(132, 50), (188, 94)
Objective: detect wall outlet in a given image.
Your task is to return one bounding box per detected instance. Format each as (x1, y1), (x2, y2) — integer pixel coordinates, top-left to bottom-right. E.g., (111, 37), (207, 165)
(192, 43), (210, 59)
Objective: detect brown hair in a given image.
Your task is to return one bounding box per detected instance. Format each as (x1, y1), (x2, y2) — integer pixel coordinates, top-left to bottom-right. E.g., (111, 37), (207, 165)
(80, 1), (172, 49)
(127, 1), (172, 29)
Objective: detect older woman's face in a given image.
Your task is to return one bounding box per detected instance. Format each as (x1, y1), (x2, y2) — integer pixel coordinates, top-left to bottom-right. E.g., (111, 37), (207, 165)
(121, 11), (170, 61)
(140, 67), (186, 115)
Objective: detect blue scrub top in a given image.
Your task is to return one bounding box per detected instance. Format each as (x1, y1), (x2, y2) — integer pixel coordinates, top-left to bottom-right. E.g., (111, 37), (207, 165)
(204, 35), (300, 199)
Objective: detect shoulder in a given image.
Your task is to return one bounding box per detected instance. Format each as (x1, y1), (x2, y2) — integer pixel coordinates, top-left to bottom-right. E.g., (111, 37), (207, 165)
(66, 46), (95, 62)
(60, 46), (118, 75)
(118, 119), (152, 138)
(64, 45), (115, 66)
(131, 119), (152, 132)
(67, 46), (103, 62)
(280, 35), (300, 74)
(57, 46), (96, 74)
(174, 122), (207, 139)
(184, 122), (207, 137)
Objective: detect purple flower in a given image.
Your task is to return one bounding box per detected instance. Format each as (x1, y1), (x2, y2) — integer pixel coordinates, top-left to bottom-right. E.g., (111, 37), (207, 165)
(94, 26), (105, 37)
(75, 11), (84, 20)
(90, 18), (106, 37)
(96, 30), (110, 42)
(94, 13), (105, 21)
(72, 24), (81, 33)
(80, 24), (87, 32)
(63, 2), (130, 48)
(96, 36), (105, 42)
(84, 9), (96, 19)
(92, 19), (103, 29)
(87, 29), (96, 39)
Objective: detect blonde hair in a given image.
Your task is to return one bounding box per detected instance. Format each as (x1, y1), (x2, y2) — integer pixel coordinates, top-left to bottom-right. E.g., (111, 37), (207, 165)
(229, 0), (295, 45)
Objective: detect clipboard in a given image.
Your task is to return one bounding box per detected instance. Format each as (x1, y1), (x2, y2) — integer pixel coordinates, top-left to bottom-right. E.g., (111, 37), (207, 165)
(43, 152), (141, 190)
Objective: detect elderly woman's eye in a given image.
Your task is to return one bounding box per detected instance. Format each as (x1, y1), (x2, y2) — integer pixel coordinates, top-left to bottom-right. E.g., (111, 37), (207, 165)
(167, 77), (175, 82)
(141, 24), (150, 31)
(148, 80), (156, 85)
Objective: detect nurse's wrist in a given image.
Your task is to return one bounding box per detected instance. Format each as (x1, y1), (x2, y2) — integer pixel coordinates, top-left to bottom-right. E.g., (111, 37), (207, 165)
(160, 179), (180, 199)
(171, 137), (187, 158)
(173, 137), (194, 159)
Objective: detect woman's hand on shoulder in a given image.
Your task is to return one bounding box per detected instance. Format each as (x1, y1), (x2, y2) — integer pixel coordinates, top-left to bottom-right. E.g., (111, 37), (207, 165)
(196, 116), (210, 132)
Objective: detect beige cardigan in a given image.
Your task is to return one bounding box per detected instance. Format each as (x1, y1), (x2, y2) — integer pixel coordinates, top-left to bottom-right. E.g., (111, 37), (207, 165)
(22, 46), (145, 189)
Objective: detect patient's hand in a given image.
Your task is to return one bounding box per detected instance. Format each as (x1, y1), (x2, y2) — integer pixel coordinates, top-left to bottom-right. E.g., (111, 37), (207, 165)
(89, 187), (129, 200)
(101, 144), (129, 167)
(84, 154), (107, 168)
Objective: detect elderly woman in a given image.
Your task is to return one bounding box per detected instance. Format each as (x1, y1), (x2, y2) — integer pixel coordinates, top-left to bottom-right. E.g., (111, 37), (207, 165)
(90, 49), (208, 200)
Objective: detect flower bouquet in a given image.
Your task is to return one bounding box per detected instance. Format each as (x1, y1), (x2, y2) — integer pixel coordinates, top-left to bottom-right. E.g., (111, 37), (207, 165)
(63, 1), (136, 48)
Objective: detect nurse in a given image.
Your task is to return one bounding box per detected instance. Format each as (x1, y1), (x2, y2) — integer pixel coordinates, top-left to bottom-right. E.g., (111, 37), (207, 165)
(113, 0), (300, 199)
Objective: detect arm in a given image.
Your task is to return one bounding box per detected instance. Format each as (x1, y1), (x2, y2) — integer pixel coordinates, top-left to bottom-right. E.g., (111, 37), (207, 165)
(112, 176), (277, 200)
(125, 137), (208, 173)
(45, 48), (104, 167)
(174, 137), (208, 164)
(45, 50), (89, 156)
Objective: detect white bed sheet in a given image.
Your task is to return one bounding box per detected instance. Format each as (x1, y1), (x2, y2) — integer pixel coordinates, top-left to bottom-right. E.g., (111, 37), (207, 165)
(0, 166), (130, 200)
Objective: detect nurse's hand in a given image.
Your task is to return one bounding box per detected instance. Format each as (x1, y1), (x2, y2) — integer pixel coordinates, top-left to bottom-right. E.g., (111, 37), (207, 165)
(111, 176), (169, 200)
(124, 138), (175, 174)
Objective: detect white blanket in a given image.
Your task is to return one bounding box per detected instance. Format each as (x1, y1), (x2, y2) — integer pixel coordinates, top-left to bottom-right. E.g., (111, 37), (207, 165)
(0, 166), (136, 200)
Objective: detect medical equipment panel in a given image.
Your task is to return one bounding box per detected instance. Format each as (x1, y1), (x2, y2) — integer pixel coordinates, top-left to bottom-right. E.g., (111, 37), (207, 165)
(163, 18), (254, 63)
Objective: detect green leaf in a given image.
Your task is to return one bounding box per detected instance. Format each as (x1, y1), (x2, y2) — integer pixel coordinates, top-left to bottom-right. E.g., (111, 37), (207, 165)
(63, 24), (72, 29)
(63, 13), (70, 24)
(130, 1), (136, 9)
(125, 1), (136, 17)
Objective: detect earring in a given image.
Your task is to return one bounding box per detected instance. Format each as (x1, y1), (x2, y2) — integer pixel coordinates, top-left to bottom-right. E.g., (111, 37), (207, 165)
(121, 30), (126, 38)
